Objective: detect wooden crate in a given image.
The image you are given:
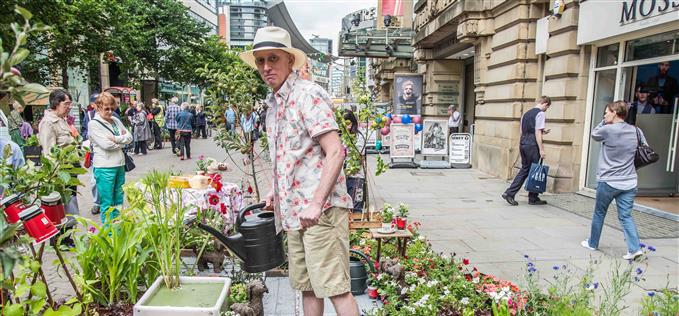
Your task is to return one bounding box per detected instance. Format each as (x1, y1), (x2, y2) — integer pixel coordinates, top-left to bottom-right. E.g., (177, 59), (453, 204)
(349, 212), (382, 230)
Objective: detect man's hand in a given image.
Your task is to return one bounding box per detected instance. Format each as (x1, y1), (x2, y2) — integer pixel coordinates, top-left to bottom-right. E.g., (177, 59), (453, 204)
(540, 150), (546, 159)
(262, 192), (274, 211)
(298, 202), (323, 229)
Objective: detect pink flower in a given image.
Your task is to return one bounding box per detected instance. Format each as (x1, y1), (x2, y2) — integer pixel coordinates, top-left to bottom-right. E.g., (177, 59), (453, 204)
(208, 193), (220, 205)
(463, 258), (470, 265)
(88, 226), (97, 234)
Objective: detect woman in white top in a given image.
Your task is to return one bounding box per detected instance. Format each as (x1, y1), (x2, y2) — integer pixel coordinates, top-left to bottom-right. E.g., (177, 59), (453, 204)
(88, 92), (132, 224)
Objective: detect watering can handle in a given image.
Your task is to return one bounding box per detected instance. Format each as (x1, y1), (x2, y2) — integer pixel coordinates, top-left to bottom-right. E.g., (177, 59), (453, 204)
(350, 249), (376, 273)
(237, 202), (267, 228)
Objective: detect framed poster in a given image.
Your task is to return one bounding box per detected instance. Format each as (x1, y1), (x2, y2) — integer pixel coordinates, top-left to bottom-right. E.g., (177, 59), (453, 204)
(389, 123), (415, 158)
(393, 73), (422, 115)
(422, 119), (449, 156)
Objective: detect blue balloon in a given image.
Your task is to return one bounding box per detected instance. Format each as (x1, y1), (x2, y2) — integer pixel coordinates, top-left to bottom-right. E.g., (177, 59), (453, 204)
(415, 123), (423, 134)
(402, 114), (412, 124)
(385, 113), (393, 119)
(375, 139), (383, 151)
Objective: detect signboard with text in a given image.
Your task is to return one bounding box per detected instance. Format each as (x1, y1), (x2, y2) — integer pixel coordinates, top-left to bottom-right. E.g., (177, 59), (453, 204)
(389, 123), (415, 158)
(449, 133), (472, 165)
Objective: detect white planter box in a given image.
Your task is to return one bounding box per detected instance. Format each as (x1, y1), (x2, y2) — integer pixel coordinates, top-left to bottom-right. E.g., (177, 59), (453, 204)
(134, 276), (231, 316)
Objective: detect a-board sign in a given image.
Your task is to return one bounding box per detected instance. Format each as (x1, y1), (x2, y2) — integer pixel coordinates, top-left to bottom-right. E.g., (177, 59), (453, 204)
(390, 123), (415, 158)
(449, 133), (472, 165)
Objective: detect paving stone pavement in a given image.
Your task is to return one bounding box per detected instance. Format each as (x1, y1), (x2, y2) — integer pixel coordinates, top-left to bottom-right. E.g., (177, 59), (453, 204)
(38, 137), (678, 315)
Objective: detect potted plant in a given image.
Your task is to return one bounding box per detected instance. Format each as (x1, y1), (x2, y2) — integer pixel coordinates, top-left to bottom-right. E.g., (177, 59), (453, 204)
(381, 203), (394, 231)
(129, 171), (231, 316)
(367, 277), (379, 300)
(396, 203), (409, 230)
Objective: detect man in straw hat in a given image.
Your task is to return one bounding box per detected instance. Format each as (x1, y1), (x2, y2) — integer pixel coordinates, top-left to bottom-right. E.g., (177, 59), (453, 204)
(241, 26), (358, 315)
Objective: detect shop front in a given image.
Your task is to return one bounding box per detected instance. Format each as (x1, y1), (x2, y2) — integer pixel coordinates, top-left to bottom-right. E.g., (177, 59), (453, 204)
(578, 1), (679, 215)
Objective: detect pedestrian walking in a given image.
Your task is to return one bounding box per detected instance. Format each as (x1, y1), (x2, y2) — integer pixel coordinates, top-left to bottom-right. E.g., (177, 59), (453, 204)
(447, 104), (461, 134)
(38, 89), (81, 215)
(581, 100), (646, 260)
(88, 92), (132, 224)
(224, 105), (236, 133)
(240, 109), (259, 140)
(502, 96), (551, 206)
(175, 102), (194, 160)
(130, 102), (151, 155)
(165, 97), (181, 154)
(195, 105), (207, 139)
(343, 109), (366, 213)
(240, 26), (358, 316)
(149, 98), (164, 149)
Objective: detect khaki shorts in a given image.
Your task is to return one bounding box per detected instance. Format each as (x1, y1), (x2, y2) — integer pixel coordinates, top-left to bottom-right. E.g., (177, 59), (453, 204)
(287, 207), (350, 298)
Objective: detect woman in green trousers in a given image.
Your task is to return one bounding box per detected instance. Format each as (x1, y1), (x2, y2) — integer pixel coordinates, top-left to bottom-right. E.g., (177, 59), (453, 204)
(88, 92), (132, 224)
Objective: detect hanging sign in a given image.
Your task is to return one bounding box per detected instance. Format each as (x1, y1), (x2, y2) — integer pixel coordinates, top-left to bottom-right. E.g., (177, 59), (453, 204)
(389, 123), (414, 158)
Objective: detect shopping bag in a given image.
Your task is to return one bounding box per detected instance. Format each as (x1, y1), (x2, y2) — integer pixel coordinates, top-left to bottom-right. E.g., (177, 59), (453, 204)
(524, 160), (549, 193)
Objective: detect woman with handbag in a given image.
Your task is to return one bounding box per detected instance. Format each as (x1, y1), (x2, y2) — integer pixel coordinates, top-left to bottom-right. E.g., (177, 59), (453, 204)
(88, 92), (133, 224)
(581, 100), (648, 260)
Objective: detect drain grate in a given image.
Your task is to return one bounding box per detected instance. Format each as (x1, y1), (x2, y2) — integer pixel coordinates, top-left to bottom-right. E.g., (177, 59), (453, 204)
(409, 171), (445, 176)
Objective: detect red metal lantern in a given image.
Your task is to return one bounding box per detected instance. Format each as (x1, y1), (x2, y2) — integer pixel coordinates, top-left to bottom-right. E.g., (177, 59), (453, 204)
(1, 193), (27, 224)
(40, 192), (66, 225)
(19, 205), (59, 245)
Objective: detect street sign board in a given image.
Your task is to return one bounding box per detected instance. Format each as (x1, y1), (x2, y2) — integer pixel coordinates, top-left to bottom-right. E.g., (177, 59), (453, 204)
(449, 133), (472, 166)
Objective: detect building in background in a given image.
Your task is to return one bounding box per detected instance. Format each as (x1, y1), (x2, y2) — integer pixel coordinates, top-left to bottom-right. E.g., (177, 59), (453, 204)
(218, 0), (269, 48)
(183, 0), (219, 35)
(309, 36), (333, 91)
(331, 64), (344, 97)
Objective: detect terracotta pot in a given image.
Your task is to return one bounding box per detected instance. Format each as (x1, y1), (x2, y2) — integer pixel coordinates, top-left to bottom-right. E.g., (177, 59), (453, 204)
(396, 217), (407, 230)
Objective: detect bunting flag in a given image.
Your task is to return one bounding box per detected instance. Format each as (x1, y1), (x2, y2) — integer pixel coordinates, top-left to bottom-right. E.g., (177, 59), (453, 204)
(381, 0), (404, 16)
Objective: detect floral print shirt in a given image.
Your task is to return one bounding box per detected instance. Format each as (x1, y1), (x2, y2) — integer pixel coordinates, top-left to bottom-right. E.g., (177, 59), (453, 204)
(265, 73), (352, 231)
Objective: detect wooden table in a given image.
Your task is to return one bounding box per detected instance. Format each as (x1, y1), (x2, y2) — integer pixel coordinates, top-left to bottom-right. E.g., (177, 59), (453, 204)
(369, 228), (413, 267)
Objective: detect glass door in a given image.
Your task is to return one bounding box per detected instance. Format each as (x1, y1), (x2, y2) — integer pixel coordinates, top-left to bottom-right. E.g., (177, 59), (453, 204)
(623, 61), (679, 195)
(585, 69), (617, 188)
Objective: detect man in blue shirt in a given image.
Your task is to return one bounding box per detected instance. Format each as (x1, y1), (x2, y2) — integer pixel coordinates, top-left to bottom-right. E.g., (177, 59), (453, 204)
(1, 137), (25, 169)
(225, 106), (236, 132)
(164, 97), (181, 154)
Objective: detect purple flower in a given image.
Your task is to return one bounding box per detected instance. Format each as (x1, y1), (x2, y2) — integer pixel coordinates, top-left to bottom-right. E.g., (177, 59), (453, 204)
(552, 265), (559, 270)
(647, 291), (655, 297)
(639, 243), (646, 249)
(593, 282), (599, 289)
(636, 268), (643, 275)
(648, 246), (656, 252)
(523, 254), (529, 259)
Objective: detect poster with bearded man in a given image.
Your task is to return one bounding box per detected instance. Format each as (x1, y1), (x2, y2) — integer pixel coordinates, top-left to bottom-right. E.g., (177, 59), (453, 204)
(393, 73), (422, 115)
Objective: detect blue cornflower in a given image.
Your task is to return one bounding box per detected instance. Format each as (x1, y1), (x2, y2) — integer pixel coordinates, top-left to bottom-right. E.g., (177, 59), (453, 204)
(636, 268), (643, 275)
(648, 246), (656, 252)
(593, 282), (599, 289)
(524, 254), (529, 259)
(552, 265), (559, 270)
(639, 243), (646, 248)
(647, 291), (655, 297)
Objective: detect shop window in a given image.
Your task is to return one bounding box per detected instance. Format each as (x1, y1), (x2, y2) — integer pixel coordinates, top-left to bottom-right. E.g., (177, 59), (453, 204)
(625, 31), (678, 62)
(596, 43), (619, 67)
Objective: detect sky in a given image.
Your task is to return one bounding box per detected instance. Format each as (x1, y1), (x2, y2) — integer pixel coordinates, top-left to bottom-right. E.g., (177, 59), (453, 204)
(283, 0), (376, 56)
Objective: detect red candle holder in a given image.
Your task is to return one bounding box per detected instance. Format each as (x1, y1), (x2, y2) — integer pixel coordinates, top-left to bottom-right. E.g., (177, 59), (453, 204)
(19, 205), (59, 245)
(1, 193), (27, 224)
(396, 217), (407, 230)
(367, 286), (378, 299)
(40, 192), (66, 225)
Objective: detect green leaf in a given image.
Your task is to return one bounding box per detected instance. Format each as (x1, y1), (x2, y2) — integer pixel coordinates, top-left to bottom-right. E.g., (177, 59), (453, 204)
(29, 298), (45, 314)
(15, 5), (33, 20)
(21, 83), (49, 94)
(8, 48), (29, 66)
(58, 171), (71, 183)
(31, 281), (47, 298)
(3, 303), (24, 316)
(15, 282), (30, 297)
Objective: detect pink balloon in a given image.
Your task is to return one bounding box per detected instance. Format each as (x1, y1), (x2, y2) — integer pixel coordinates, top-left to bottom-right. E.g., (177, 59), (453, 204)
(385, 117), (392, 125)
(412, 115), (422, 124)
(380, 126), (390, 136)
(392, 116), (402, 123)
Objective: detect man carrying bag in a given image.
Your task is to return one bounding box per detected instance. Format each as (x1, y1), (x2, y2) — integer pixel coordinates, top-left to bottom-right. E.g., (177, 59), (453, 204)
(502, 96), (551, 206)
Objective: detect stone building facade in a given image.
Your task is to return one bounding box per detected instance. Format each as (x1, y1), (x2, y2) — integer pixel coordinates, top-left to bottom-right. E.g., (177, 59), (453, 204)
(410, 0), (679, 213)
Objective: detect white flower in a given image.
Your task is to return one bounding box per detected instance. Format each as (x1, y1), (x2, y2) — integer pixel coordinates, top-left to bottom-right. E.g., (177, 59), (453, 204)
(418, 277), (426, 284)
(404, 306), (416, 313)
(414, 294), (430, 307)
(418, 235), (426, 241)
(409, 284), (416, 292)
(444, 288), (450, 296)
(359, 239), (365, 245)
(472, 277), (480, 284)
(401, 287), (408, 295)
(426, 280), (439, 287)
(461, 297), (469, 305)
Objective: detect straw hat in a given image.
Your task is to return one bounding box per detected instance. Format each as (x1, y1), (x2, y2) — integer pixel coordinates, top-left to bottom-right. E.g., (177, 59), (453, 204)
(239, 26), (307, 70)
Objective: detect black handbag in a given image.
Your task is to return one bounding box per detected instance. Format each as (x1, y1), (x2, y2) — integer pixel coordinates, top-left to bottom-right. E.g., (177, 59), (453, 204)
(634, 127), (659, 169)
(94, 119), (135, 172)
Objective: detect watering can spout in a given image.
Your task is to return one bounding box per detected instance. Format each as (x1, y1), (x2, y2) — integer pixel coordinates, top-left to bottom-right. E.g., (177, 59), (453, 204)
(194, 221), (248, 261)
